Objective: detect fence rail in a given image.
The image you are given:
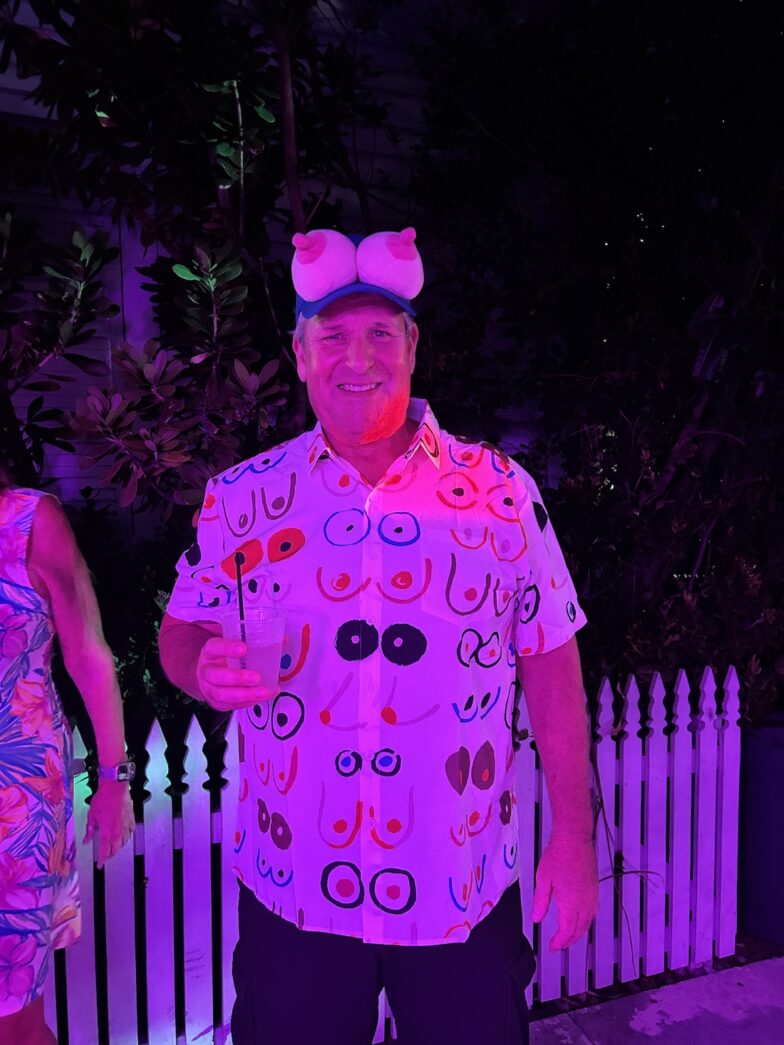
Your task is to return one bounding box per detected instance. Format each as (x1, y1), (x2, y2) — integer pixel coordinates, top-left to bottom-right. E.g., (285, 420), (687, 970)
(44, 665), (741, 1044)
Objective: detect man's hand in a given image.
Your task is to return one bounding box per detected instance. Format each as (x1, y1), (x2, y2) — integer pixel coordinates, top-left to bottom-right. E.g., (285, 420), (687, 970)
(530, 835), (599, 951)
(196, 637), (275, 710)
(84, 781), (135, 870)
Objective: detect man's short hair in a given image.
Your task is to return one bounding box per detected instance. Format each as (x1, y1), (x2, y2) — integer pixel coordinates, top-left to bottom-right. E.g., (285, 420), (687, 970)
(294, 310), (414, 346)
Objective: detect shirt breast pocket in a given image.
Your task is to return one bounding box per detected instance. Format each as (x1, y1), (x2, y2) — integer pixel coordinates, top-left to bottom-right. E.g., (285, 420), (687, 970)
(420, 531), (517, 627)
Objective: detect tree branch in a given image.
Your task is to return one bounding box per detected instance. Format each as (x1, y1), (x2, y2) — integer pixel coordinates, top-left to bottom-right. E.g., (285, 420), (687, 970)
(274, 21), (306, 232)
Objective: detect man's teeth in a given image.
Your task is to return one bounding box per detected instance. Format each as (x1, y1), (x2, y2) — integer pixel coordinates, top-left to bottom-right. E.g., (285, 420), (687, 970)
(339, 383), (379, 391)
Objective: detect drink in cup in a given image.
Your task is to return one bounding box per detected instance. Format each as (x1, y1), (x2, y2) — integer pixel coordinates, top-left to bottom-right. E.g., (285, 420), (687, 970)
(222, 606), (286, 697)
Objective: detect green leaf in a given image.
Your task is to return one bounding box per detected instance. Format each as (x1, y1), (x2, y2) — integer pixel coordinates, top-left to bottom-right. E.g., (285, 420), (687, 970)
(216, 142), (237, 158)
(43, 266), (68, 280)
(221, 285), (249, 305)
(216, 260), (243, 282)
(216, 156), (239, 181)
(254, 104), (275, 123)
(173, 264), (200, 282)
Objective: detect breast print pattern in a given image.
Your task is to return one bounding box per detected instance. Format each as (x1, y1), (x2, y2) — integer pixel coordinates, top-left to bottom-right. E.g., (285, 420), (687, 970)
(168, 399), (587, 946)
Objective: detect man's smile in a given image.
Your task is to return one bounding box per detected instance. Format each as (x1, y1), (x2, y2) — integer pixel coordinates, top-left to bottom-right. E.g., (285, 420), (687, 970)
(338, 382), (381, 393)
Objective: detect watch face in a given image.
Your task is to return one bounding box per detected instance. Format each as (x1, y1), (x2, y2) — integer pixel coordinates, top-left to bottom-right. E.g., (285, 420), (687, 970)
(117, 762), (136, 782)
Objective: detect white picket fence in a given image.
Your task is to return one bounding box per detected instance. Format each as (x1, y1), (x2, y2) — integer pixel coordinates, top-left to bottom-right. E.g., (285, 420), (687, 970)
(43, 664), (741, 1044)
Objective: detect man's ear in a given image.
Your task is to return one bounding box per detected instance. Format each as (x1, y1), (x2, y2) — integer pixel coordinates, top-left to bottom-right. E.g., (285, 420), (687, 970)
(292, 335), (308, 382)
(407, 322), (419, 373)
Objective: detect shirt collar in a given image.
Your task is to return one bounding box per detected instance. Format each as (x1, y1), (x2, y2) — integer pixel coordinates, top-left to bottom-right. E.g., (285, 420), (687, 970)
(306, 398), (442, 475)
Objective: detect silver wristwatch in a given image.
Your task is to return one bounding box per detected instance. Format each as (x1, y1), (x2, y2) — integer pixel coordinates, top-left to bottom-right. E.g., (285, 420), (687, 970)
(98, 760), (136, 783)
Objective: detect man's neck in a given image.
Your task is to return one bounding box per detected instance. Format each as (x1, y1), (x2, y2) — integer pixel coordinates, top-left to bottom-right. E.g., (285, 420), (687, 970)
(323, 416), (419, 487)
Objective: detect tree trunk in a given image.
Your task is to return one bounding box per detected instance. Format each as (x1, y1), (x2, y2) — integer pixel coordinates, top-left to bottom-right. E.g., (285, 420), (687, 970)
(0, 382), (39, 486)
(275, 21), (306, 234)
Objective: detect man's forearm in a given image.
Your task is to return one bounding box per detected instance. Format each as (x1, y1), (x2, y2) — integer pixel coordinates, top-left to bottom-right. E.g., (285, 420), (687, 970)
(516, 636), (594, 842)
(159, 615), (217, 700)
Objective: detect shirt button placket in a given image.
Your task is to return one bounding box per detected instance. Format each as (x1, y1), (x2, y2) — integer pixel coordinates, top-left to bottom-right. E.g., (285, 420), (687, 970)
(359, 487), (384, 941)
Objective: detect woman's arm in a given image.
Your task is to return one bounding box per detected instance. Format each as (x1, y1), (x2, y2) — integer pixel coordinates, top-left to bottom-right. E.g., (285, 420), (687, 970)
(27, 495), (126, 766)
(27, 495), (134, 867)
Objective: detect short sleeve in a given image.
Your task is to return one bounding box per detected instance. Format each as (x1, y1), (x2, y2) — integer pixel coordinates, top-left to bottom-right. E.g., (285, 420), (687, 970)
(509, 463), (587, 656)
(166, 477), (231, 624)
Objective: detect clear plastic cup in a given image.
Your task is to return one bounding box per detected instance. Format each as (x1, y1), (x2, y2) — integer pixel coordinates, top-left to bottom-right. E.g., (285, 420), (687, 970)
(222, 606), (285, 697)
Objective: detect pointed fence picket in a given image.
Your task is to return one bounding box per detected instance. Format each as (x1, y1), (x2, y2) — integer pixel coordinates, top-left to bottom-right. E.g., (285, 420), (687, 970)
(715, 666), (741, 958)
(691, 668), (718, 966)
(144, 720), (176, 1043)
(180, 715), (213, 1044)
(618, 674), (643, 982)
(535, 748), (563, 1002)
(565, 693), (591, 998)
(641, 673), (668, 977)
(105, 818), (139, 1039)
(48, 728), (99, 1043)
(46, 666), (742, 1042)
(218, 714), (241, 1042)
(668, 670), (693, 971)
(591, 676), (616, 990)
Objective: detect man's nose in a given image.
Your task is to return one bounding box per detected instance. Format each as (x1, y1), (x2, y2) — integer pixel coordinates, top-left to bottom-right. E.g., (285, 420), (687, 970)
(344, 336), (373, 372)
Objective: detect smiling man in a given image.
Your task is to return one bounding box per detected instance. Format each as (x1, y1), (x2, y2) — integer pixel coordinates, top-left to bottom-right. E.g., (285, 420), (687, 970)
(159, 228), (599, 1045)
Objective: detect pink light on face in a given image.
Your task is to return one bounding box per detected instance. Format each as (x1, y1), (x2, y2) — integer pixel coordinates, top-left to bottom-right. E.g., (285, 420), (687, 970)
(294, 296), (417, 453)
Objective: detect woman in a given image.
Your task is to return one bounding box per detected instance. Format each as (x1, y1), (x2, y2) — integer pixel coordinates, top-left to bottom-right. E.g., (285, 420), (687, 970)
(0, 463), (134, 1044)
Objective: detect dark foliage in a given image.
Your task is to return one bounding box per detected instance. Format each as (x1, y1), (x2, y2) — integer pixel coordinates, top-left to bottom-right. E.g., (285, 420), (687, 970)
(409, 0), (783, 719)
(1, 0), (781, 723)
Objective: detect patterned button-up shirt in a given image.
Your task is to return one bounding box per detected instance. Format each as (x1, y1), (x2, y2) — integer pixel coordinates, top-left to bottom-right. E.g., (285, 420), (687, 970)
(167, 399), (587, 946)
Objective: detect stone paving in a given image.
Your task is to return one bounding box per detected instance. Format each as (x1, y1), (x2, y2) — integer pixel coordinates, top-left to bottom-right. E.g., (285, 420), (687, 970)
(529, 956), (784, 1044)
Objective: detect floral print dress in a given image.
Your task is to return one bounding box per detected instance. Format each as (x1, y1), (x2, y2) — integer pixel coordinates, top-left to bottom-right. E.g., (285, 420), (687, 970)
(0, 488), (80, 1015)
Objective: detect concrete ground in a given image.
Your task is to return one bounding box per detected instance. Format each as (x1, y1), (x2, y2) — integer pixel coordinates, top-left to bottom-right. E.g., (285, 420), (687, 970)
(529, 956), (784, 1045)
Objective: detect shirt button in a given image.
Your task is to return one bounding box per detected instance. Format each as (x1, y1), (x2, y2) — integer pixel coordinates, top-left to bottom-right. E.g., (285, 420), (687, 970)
(366, 616), (374, 626)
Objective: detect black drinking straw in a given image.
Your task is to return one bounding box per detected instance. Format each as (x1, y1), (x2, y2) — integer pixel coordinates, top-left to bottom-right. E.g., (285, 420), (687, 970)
(234, 551), (247, 647)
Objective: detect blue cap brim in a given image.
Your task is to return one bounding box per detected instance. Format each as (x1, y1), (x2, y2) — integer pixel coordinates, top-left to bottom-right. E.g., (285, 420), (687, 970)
(295, 282), (416, 321)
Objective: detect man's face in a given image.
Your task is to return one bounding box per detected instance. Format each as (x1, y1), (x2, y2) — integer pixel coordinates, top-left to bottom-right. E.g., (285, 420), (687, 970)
(293, 294), (418, 446)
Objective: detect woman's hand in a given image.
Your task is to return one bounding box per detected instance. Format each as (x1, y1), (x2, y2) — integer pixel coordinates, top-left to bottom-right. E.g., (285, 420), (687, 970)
(84, 780), (136, 869)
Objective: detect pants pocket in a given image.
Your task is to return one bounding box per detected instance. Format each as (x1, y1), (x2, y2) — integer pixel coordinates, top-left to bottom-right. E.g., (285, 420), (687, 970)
(230, 939), (255, 1044)
(502, 937), (536, 1044)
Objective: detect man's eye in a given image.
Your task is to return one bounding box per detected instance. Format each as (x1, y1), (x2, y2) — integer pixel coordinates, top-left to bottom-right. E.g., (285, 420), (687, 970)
(371, 329), (391, 337)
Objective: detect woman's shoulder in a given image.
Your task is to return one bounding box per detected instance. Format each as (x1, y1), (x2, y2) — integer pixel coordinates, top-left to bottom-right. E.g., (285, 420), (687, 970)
(3, 486), (58, 505)
(1, 488), (63, 541)
(0, 486), (40, 526)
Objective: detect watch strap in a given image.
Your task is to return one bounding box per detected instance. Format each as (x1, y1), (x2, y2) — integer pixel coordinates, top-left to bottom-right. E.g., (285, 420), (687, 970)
(98, 760), (136, 782)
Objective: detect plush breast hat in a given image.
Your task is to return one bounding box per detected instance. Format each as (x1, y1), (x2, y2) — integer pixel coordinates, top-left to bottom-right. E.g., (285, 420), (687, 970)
(292, 228), (424, 320)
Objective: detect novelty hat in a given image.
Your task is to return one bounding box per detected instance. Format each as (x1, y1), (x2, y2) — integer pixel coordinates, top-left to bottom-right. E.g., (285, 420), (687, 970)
(292, 228), (424, 320)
